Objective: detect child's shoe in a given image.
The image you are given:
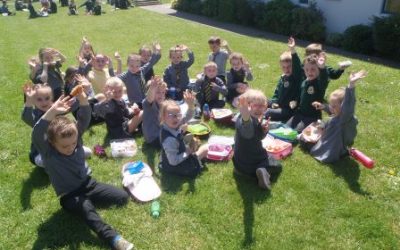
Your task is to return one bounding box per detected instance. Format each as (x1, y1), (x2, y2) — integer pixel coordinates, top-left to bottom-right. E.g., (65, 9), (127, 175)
(256, 168), (271, 190)
(113, 235), (134, 250)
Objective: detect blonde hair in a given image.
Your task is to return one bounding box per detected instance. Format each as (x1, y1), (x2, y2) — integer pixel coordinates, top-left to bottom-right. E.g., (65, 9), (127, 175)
(305, 43), (323, 56)
(106, 77), (124, 88)
(229, 52), (244, 64)
(127, 53), (141, 65)
(35, 84), (53, 98)
(139, 45), (152, 55)
(159, 100), (179, 124)
(38, 48), (54, 63)
(242, 89), (267, 106)
(48, 116), (78, 145)
(169, 46), (183, 58)
(204, 61), (218, 71)
(329, 88), (345, 104)
(280, 51), (292, 63)
(79, 40), (95, 58)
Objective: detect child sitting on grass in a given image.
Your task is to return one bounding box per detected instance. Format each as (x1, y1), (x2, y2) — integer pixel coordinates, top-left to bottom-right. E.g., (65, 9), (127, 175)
(118, 42), (161, 108)
(78, 37), (95, 69)
(299, 70), (367, 163)
(226, 52), (253, 105)
(32, 93), (133, 250)
(34, 47), (66, 100)
(207, 36), (232, 82)
(163, 44), (195, 101)
(266, 37), (302, 122)
(159, 91), (209, 178)
(142, 76), (167, 148)
(139, 44), (156, 82)
(195, 62), (228, 110)
(286, 53), (328, 133)
(93, 77), (142, 140)
(233, 89), (281, 190)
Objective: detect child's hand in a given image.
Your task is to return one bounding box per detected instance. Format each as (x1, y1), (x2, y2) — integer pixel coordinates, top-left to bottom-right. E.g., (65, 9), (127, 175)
(238, 95), (250, 121)
(49, 95), (74, 115)
(289, 100), (297, 109)
(131, 103), (141, 115)
(221, 40), (229, 48)
(23, 82), (36, 106)
(262, 117), (270, 134)
(312, 101), (324, 110)
(317, 52), (326, 68)
(349, 70), (367, 87)
(243, 60), (251, 72)
(271, 103), (279, 109)
(28, 57), (40, 70)
(153, 42), (161, 53)
(183, 90), (195, 109)
(180, 123), (188, 133)
(114, 52), (121, 61)
(236, 83), (248, 94)
(77, 55), (86, 66)
(210, 82), (219, 90)
(180, 44), (188, 51)
(75, 74), (92, 93)
(288, 36), (296, 52)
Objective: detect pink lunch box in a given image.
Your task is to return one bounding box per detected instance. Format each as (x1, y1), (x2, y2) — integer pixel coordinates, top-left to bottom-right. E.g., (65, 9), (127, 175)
(263, 135), (293, 160)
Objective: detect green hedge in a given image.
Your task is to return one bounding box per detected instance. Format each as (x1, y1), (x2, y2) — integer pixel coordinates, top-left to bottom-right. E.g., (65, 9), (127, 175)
(372, 14), (400, 61)
(342, 24), (374, 55)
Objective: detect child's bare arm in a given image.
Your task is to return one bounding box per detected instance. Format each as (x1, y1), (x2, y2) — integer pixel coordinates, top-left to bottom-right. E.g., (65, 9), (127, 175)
(146, 77), (159, 104)
(288, 37), (296, 54)
(114, 52), (122, 75)
(39, 63), (49, 83)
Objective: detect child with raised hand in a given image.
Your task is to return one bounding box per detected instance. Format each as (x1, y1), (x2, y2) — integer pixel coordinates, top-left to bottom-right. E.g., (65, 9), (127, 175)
(22, 83), (53, 167)
(208, 36), (232, 83)
(226, 52), (253, 104)
(32, 92), (133, 250)
(233, 89), (281, 190)
(163, 44), (195, 100)
(195, 62), (228, 110)
(286, 53), (329, 132)
(159, 91), (209, 178)
(28, 56), (41, 81)
(139, 44), (156, 82)
(142, 76), (167, 148)
(119, 42), (161, 109)
(305, 43), (351, 81)
(93, 77), (142, 140)
(34, 48), (66, 100)
(84, 52), (122, 99)
(78, 37), (95, 68)
(266, 37), (302, 122)
(300, 70), (367, 163)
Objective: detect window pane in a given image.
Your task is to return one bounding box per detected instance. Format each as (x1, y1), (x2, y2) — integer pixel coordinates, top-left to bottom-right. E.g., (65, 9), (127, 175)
(385, 0), (400, 13)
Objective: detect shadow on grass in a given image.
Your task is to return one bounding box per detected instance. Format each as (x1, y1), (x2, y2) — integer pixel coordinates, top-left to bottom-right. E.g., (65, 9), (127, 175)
(32, 210), (105, 250)
(20, 167), (50, 211)
(159, 172), (196, 194)
(141, 142), (160, 178)
(233, 168), (281, 248)
(327, 157), (370, 196)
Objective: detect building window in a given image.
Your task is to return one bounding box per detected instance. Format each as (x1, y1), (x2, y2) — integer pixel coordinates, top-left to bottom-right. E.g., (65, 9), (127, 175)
(299, 0), (309, 4)
(383, 0), (400, 14)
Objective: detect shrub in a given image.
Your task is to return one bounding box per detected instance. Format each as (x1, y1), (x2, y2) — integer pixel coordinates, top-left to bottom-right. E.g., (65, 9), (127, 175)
(372, 14), (400, 61)
(217, 0), (235, 22)
(173, 0), (203, 15)
(291, 3), (326, 42)
(342, 24), (374, 54)
(326, 32), (344, 48)
(234, 0), (255, 25)
(202, 0), (218, 17)
(254, 0), (295, 35)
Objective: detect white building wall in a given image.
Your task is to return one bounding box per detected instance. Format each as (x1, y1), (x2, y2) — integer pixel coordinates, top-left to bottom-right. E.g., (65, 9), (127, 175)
(291, 0), (385, 33)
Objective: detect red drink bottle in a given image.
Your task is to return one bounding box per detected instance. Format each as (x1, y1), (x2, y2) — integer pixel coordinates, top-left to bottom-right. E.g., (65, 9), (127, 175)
(349, 148), (374, 169)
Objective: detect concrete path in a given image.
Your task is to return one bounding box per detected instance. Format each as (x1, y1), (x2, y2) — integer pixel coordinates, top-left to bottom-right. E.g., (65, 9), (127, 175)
(141, 4), (399, 69)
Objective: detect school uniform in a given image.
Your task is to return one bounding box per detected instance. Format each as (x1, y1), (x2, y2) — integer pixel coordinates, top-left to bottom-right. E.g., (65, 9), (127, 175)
(208, 49), (229, 82)
(196, 75), (227, 110)
(163, 51), (195, 100)
(226, 68), (253, 102)
(310, 87), (358, 163)
(266, 52), (302, 122)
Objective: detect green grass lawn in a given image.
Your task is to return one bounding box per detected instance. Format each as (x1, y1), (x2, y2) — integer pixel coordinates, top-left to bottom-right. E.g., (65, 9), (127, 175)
(1, 3), (400, 249)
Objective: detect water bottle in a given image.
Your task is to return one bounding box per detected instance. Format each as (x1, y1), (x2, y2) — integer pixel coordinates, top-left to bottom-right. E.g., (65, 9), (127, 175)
(150, 200), (160, 218)
(349, 148), (374, 169)
(169, 87), (176, 100)
(203, 103), (210, 121)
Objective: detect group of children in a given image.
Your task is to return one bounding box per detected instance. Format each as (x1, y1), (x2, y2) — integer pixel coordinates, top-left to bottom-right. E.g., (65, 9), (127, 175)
(22, 35), (366, 249)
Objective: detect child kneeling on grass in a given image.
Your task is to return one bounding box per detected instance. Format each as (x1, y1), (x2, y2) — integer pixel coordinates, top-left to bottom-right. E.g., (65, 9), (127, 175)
(32, 92), (133, 250)
(299, 70), (367, 163)
(159, 91), (209, 178)
(233, 89), (282, 190)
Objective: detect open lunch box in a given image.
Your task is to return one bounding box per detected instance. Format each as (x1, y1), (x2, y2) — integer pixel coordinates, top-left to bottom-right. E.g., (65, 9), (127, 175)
(262, 135), (293, 160)
(211, 108), (234, 125)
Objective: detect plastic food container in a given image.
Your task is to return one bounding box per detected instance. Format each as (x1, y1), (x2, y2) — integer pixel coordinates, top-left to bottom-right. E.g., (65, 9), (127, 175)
(262, 135), (293, 160)
(211, 108), (233, 125)
(110, 139), (138, 158)
(207, 144), (233, 161)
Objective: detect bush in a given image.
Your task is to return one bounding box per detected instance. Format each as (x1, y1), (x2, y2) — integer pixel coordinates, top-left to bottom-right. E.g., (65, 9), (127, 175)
(173, 0), (203, 15)
(326, 32), (344, 48)
(201, 0), (218, 17)
(291, 3), (326, 42)
(217, 0), (235, 22)
(372, 14), (400, 61)
(234, 0), (255, 25)
(342, 24), (374, 54)
(254, 0), (295, 35)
